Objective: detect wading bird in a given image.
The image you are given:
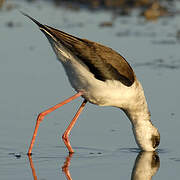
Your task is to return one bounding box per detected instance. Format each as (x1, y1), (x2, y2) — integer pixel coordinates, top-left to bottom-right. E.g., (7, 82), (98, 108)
(21, 12), (160, 155)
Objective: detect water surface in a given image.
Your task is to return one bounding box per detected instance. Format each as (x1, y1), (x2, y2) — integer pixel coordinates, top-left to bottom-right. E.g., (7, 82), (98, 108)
(0, 0), (180, 179)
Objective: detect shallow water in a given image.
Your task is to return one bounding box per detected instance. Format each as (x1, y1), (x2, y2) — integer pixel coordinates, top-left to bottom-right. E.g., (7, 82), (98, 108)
(0, 0), (180, 179)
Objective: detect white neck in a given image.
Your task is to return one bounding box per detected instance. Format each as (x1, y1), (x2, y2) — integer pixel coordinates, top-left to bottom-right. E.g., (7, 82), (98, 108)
(123, 81), (151, 126)
(121, 81), (159, 151)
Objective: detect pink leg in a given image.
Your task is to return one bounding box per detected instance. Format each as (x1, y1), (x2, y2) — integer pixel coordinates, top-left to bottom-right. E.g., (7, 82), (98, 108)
(62, 99), (87, 153)
(27, 92), (83, 155)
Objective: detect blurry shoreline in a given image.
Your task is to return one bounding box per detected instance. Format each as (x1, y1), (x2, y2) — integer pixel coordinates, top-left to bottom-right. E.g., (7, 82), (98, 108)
(1, 0), (177, 20)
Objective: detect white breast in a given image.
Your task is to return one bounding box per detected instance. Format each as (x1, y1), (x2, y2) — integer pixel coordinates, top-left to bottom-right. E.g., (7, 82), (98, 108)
(61, 57), (142, 110)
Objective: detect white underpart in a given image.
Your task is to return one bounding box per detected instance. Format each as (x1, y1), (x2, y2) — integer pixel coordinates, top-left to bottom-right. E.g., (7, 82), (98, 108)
(47, 35), (159, 151)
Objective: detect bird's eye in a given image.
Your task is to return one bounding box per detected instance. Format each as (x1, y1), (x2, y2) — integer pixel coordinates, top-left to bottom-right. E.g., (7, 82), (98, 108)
(151, 135), (160, 149)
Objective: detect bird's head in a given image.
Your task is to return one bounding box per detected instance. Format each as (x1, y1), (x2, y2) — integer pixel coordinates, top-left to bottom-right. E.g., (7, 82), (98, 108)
(133, 121), (160, 151)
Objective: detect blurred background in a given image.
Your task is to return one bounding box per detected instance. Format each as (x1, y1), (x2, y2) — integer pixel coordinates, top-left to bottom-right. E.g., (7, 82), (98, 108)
(0, 0), (178, 20)
(0, 0), (180, 180)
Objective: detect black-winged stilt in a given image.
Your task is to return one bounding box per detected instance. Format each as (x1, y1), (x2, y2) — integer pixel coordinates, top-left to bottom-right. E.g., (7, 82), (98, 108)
(21, 12), (160, 155)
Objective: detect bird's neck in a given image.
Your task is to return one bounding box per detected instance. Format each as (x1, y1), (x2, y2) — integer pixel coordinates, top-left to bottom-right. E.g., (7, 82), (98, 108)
(123, 96), (155, 150)
(121, 80), (159, 151)
(123, 82), (151, 127)
(124, 103), (151, 126)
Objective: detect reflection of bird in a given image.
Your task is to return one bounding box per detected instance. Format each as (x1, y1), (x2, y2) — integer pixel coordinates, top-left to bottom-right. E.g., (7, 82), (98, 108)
(131, 151), (160, 180)
(21, 12), (160, 155)
(62, 153), (73, 180)
(28, 152), (160, 180)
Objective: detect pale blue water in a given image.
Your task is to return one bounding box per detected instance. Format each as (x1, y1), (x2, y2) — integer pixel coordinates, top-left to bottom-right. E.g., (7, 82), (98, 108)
(0, 0), (180, 179)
